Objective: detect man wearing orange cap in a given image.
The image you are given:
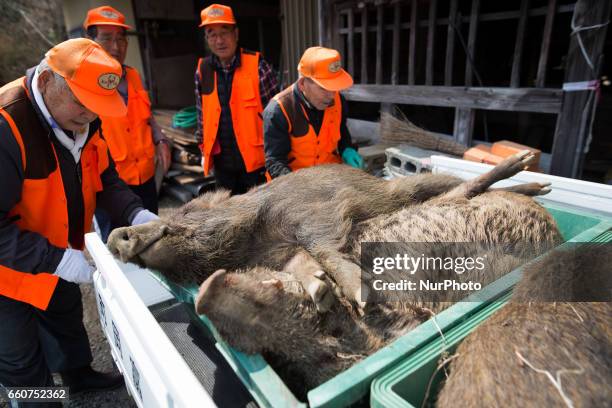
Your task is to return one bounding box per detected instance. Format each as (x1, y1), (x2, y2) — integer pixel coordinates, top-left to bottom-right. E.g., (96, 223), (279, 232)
(84, 5), (171, 241)
(264, 46), (363, 178)
(0, 39), (158, 397)
(196, 3), (280, 194)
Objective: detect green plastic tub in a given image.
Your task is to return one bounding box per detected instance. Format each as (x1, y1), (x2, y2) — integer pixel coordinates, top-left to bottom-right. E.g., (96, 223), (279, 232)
(147, 201), (612, 408)
(370, 203), (612, 408)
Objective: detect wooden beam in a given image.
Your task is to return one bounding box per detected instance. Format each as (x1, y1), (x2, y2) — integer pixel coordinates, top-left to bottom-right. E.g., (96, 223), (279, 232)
(343, 85), (562, 113)
(335, 3), (575, 34)
(426, 0), (437, 85)
(408, 0), (418, 85)
(376, 4), (384, 84)
(550, 0), (612, 178)
(445, 0), (458, 86)
(511, 0), (530, 87)
(361, 6), (368, 83)
(535, 0), (557, 87)
(347, 9), (355, 76)
(465, 0), (480, 86)
(454, 108), (475, 146)
(391, 1), (401, 85)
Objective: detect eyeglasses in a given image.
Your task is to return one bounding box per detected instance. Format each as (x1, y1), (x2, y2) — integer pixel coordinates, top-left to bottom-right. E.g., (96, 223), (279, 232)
(205, 30), (234, 42)
(96, 36), (128, 47)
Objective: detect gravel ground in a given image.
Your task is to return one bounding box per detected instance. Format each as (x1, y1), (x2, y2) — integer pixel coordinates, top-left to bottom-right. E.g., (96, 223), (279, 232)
(61, 194), (182, 407)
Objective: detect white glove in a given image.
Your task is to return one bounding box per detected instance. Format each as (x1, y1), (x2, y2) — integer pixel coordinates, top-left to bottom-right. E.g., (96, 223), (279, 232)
(54, 249), (95, 283)
(131, 209), (160, 226)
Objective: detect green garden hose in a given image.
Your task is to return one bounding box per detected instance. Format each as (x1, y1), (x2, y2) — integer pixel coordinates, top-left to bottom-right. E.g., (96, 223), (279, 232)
(172, 106), (198, 128)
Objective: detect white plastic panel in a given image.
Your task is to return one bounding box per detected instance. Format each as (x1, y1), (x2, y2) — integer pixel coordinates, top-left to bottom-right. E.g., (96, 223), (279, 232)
(431, 155), (612, 215)
(86, 233), (216, 408)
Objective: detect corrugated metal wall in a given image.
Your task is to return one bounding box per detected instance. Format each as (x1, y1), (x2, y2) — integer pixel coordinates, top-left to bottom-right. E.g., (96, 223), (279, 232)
(280, 0), (320, 85)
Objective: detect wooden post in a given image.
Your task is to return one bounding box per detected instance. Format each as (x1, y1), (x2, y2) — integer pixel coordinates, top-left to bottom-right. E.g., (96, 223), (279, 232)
(550, 0), (612, 177)
(319, 0), (332, 47)
(426, 0), (437, 85)
(376, 4), (384, 84)
(445, 0), (458, 86)
(535, 0), (557, 87)
(465, 0), (480, 86)
(361, 6), (369, 83)
(408, 0), (418, 85)
(510, 0), (529, 87)
(347, 9), (355, 76)
(392, 1), (401, 85)
(336, 10), (346, 62)
(454, 108), (475, 146)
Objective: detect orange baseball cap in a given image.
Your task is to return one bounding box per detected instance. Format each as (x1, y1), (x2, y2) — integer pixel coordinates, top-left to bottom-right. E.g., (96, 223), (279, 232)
(45, 38), (126, 117)
(298, 47), (353, 92)
(84, 6), (132, 30)
(199, 4), (236, 27)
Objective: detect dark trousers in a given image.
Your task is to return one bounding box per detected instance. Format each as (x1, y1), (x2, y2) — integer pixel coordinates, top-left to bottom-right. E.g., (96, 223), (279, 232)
(0, 280), (92, 407)
(95, 176), (159, 242)
(214, 165), (266, 195)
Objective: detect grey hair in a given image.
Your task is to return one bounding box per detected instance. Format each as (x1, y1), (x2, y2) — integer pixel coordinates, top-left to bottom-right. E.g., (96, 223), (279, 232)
(37, 58), (68, 89)
(297, 75), (311, 83)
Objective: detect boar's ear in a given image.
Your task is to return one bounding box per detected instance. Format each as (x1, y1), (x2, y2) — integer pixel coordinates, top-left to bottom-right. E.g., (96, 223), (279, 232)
(195, 269), (227, 315)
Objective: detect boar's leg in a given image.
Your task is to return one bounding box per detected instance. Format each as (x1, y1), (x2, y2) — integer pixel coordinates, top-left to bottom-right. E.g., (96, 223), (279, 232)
(283, 249), (340, 313)
(107, 222), (168, 263)
(493, 182), (551, 197)
(437, 150), (536, 201)
(309, 247), (367, 308)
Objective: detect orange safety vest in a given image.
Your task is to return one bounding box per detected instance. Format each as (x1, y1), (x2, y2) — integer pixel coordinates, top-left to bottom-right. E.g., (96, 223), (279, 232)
(0, 78), (109, 310)
(198, 49), (265, 176)
(100, 66), (155, 186)
(273, 84), (342, 171)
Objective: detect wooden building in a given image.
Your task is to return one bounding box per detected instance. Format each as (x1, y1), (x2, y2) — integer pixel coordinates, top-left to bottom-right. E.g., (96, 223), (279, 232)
(319, 0), (612, 180)
(60, 0), (612, 181)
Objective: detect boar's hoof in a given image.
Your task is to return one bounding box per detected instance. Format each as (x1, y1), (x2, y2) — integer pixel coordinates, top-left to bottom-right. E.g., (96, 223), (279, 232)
(307, 271), (338, 313)
(507, 182), (552, 196)
(356, 287), (367, 310)
(496, 150), (536, 180)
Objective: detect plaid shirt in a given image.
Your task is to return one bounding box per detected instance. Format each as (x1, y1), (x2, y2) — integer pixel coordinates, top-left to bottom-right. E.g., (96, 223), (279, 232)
(194, 49), (280, 143)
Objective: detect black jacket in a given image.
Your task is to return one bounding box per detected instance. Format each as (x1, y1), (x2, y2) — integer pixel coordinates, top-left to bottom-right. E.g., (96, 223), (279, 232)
(263, 84), (355, 178)
(0, 68), (143, 274)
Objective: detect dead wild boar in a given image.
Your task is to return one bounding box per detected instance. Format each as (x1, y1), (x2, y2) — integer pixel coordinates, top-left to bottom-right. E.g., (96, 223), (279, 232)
(193, 179), (563, 398)
(108, 151), (551, 307)
(436, 244), (612, 408)
(348, 183), (561, 314)
(195, 266), (379, 400)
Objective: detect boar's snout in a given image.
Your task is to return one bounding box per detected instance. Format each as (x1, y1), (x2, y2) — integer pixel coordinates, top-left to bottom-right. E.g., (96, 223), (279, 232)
(107, 222), (168, 264)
